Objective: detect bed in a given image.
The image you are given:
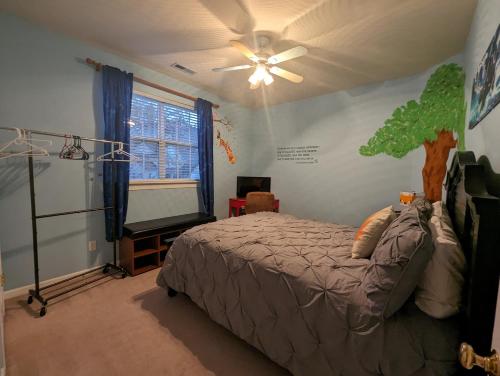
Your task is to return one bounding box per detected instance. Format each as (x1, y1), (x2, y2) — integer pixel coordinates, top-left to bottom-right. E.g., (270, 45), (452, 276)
(156, 151), (500, 376)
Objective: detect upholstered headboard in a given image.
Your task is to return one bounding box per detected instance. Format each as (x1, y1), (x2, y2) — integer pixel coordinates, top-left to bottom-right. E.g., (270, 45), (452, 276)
(445, 151), (500, 356)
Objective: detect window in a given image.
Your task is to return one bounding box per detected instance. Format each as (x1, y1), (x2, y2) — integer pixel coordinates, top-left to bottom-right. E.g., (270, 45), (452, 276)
(129, 93), (199, 187)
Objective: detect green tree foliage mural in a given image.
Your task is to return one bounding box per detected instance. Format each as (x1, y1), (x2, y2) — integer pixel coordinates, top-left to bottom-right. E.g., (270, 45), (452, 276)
(360, 63), (466, 202)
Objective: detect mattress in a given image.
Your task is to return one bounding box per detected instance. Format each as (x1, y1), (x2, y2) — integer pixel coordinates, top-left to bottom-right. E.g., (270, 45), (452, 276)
(157, 212), (459, 375)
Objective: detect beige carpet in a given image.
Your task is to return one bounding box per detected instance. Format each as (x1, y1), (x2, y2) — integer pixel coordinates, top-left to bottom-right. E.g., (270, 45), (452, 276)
(5, 270), (289, 376)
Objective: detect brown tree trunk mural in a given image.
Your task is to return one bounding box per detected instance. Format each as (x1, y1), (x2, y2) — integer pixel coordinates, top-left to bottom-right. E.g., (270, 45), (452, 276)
(422, 130), (457, 202)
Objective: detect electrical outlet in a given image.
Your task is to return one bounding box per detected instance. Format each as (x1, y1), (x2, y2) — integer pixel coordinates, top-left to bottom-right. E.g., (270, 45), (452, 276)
(88, 240), (97, 252)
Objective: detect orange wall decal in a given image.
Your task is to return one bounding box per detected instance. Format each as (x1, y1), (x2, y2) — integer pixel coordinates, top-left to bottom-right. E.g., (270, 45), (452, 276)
(216, 130), (236, 164)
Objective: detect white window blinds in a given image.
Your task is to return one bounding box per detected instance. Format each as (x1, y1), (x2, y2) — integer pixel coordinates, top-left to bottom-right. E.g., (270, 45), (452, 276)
(129, 93), (199, 181)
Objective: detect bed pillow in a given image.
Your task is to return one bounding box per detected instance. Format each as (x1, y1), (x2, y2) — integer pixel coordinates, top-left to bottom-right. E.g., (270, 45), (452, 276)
(361, 200), (434, 319)
(415, 201), (466, 319)
(352, 206), (396, 259)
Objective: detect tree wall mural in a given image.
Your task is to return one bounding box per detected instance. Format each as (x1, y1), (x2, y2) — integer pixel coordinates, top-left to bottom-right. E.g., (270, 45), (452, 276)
(359, 63), (466, 202)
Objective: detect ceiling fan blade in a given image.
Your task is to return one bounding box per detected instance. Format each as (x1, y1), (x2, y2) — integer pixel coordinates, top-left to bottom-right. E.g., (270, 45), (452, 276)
(267, 46), (308, 64)
(230, 40), (260, 63)
(269, 66), (304, 83)
(199, 0), (255, 35)
(212, 64), (253, 72)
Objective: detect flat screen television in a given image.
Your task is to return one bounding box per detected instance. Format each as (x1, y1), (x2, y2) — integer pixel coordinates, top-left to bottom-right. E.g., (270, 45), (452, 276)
(237, 176), (271, 198)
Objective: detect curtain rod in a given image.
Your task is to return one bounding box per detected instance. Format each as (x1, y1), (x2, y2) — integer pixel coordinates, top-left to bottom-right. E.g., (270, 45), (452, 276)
(85, 58), (220, 109)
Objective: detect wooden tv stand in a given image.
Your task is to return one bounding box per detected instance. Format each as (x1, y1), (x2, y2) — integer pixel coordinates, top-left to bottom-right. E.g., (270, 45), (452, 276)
(119, 213), (216, 275)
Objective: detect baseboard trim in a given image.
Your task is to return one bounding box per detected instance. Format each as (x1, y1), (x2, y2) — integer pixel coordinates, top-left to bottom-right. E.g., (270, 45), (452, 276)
(4, 265), (105, 300)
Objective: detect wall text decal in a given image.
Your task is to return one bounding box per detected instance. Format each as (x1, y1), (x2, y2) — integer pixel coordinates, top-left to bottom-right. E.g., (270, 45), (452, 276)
(277, 145), (319, 164)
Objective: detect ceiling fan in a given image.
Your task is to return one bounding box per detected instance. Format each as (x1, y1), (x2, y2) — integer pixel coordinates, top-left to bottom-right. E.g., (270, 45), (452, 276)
(212, 37), (308, 89)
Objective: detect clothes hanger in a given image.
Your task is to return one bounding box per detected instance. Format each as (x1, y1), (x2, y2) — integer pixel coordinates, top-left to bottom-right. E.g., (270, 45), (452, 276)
(96, 142), (139, 162)
(60, 136), (90, 160)
(0, 128), (51, 160)
(60, 135), (79, 159)
(74, 136), (90, 160)
(59, 134), (72, 159)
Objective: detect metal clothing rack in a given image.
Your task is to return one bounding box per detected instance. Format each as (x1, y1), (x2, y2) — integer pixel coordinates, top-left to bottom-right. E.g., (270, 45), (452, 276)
(0, 127), (128, 317)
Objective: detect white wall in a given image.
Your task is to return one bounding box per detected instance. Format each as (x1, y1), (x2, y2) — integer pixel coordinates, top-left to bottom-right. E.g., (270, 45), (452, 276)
(251, 56), (463, 226)
(0, 13), (253, 289)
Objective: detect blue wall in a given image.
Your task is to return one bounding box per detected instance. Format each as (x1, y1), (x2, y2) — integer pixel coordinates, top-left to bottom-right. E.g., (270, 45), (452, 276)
(0, 14), (253, 289)
(250, 56), (463, 226)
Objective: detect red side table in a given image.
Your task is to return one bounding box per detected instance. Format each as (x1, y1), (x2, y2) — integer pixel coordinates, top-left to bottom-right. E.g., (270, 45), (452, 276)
(228, 198), (280, 217)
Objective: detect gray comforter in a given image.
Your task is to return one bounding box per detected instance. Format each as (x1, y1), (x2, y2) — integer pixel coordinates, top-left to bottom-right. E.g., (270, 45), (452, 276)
(157, 212), (459, 375)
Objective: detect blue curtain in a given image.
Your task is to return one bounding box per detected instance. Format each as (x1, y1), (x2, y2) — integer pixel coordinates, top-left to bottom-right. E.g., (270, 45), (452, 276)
(195, 98), (214, 216)
(102, 65), (133, 241)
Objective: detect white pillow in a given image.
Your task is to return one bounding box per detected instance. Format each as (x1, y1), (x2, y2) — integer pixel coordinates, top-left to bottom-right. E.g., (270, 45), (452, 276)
(415, 201), (466, 319)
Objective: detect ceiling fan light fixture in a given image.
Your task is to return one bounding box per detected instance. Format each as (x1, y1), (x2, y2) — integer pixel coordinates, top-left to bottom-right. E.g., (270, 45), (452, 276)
(254, 64), (267, 80)
(249, 81), (260, 90)
(248, 64), (274, 88)
(248, 72), (259, 85)
(263, 71), (274, 86)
